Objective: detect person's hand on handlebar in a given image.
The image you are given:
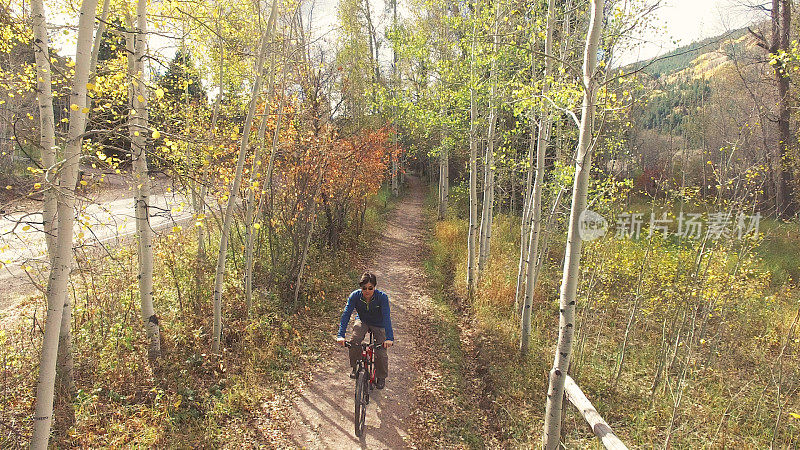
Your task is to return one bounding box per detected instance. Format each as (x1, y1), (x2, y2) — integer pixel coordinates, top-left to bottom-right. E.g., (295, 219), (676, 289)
(337, 336), (346, 347)
(383, 340), (393, 349)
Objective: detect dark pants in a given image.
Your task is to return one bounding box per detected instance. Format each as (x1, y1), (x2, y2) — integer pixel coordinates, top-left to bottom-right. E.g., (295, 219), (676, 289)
(348, 321), (388, 379)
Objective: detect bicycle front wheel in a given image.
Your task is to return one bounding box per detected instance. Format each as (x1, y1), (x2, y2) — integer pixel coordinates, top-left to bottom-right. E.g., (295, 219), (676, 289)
(354, 371), (368, 437)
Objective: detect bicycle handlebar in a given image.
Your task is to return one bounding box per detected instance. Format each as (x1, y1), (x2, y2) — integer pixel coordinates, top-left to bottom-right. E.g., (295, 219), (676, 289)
(343, 341), (384, 349)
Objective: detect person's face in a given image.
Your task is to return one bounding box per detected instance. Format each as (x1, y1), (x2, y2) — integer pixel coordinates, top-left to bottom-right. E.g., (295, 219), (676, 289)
(361, 283), (375, 300)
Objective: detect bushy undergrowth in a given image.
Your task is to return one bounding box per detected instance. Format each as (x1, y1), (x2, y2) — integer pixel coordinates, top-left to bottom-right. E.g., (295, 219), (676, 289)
(423, 186), (800, 448)
(0, 185), (395, 447)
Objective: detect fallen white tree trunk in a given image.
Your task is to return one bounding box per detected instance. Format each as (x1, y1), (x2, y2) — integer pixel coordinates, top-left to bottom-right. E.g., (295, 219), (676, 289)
(564, 375), (628, 450)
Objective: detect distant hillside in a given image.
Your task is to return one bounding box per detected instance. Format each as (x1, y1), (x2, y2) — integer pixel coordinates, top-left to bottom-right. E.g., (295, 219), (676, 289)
(627, 27), (750, 79)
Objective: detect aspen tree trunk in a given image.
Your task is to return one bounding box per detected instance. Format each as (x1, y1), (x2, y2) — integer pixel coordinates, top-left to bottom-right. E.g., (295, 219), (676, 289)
(438, 148), (445, 218)
(244, 0), (279, 312)
(212, 29), (270, 353)
(391, 0), (400, 197)
(520, 0), (555, 355)
(33, 0), (75, 431)
(89, 0), (110, 76)
(442, 139), (450, 216)
(264, 37), (292, 276)
(130, 0), (161, 363)
(198, 9), (226, 262)
(478, 3), (500, 280)
(438, 107), (448, 220)
(466, 0), (480, 297)
(34, 1), (78, 414)
(542, 0), (603, 446)
(31, 1), (98, 447)
(294, 161), (327, 307)
(32, 0), (56, 258)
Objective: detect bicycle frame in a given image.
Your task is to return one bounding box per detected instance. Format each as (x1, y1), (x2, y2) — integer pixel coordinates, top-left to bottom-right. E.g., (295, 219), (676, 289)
(344, 330), (379, 437)
(346, 330), (377, 386)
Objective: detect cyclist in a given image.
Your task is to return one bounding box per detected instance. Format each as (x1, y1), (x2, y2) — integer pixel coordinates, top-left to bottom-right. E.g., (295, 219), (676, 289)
(336, 272), (394, 389)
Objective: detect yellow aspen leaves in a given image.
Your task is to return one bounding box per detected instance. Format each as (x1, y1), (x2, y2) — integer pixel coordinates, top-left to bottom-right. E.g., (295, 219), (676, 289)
(34, 183), (41, 189)
(80, 180), (88, 186)
(152, 130), (161, 139)
(253, 223), (262, 230)
(81, 107), (90, 113)
(22, 225), (30, 231)
(70, 103), (79, 111)
(155, 88), (164, 99)
(86, 82), (95, 91)
(137, 95), (145, 103)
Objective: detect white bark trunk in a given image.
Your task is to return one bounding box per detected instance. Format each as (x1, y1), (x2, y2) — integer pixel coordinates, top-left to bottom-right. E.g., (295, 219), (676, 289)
(212, 28), (270, 353)
(244, 0), (279, 312)
(130, 0), (161, 363)
(32, 0), (56, 258)
(542, 0), (604, 446)
(437, 110), (448, 220)
(294, 162), (327, 307)
(197, 10), (226, 261)
(89, 0), (111, 76)
(520, 0), (556, 355)
(31, 1), (99, 447)
(478, 4), (500, 281)
(564, 375), (628, 449)
(466, 0), (480, 297)
(263, 37), (291, 274)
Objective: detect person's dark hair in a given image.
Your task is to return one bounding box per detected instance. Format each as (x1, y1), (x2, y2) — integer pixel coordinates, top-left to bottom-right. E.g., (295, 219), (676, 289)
(359, 272), (377, 287)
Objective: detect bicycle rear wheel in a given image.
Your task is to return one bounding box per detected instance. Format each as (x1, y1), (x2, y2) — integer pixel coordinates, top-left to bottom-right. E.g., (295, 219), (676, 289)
(354, 371), (368, 436)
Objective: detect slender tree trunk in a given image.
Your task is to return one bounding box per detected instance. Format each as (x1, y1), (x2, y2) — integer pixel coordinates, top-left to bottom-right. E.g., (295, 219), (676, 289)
(294, 162), (327, 307)
(89, 0), (110, 76)
(264, 41), (291, 277)
(212, 28), (270, 353)
(32, 0), (56, 260)
(542, 0), (604, 446)
(478, 3), (500, 280)
(197, 8), (226, 262)
(31, 1), (99, 447)
(129, 0), (161, 363)
(466, 0), (480, 298)
(244, 0), (279, 313)
(438, 108), (448, 220)
(391, 0), (400, 197)
(33, 0), (76, 435)
(775, 0), (793, 217)
(517, 0), (555, 356)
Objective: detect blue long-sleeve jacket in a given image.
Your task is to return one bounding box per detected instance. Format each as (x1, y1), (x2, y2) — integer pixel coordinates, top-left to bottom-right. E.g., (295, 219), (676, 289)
(337, 289), (394, 341)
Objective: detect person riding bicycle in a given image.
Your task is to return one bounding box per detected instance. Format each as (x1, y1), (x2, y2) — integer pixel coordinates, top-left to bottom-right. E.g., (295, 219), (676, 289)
(336, 272), (394, 389)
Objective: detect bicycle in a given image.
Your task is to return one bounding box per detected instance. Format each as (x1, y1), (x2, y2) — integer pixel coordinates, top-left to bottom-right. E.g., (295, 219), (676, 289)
(344, 330), (379, 437)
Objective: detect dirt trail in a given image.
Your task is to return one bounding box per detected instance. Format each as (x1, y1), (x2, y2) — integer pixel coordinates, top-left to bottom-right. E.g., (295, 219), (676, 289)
(289, 176), (428, 449)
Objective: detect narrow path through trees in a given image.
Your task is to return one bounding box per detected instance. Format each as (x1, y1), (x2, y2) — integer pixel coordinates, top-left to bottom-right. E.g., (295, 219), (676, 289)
(289, 176), (427, 449)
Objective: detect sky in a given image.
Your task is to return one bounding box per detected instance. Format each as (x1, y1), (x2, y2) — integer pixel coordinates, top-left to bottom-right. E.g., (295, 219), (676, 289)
(616, 0), (763, 65)
(46, 0), (765, 69)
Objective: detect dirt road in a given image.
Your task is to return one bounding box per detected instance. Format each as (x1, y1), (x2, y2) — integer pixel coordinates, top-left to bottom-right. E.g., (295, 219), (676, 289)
(289, 176), (428, 449)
